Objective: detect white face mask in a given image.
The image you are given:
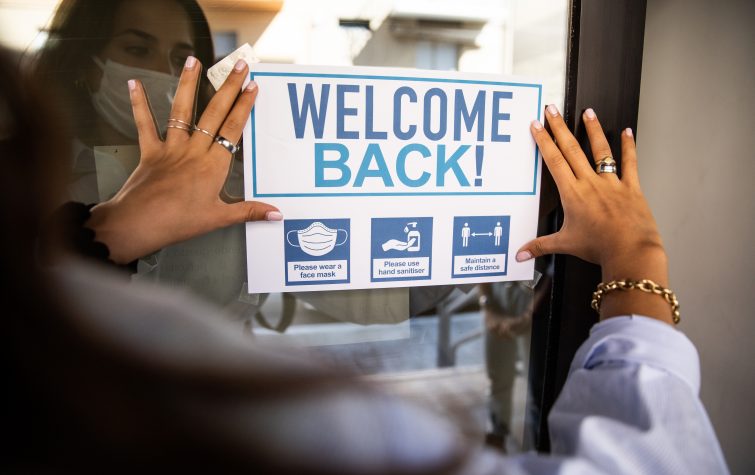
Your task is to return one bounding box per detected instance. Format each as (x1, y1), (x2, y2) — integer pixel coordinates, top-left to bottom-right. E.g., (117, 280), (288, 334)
(90, 57), (179, 141)
(287, 222), (348, 257)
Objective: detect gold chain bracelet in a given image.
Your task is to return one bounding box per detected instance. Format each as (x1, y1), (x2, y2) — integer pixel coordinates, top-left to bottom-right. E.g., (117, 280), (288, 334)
(591, 279), (680, 324)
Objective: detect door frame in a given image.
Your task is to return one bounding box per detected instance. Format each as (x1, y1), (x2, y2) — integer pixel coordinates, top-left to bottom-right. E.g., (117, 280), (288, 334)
(526, 0), (648, 451)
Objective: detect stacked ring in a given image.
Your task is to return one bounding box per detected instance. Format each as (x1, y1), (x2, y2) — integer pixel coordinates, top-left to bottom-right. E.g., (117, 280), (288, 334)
(168, 118), (192, 127)
(192, 125), (216, 139)
(214, 135), (239, 155)
(167, 118), (192, 132)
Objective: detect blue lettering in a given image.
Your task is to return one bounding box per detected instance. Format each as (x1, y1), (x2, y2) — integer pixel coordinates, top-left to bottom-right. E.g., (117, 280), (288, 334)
(365, 85), (387, 140)
(393, 87), (417, 140)
(436, 144), (470, 186)
(423, 88), (448, 141)
(491, 91), (512, 142)
(314, 143), (350, 187)
(454, 90), (486, 141)
(396, 144), (431, 187)
(288, 83), (329, 139)
(337, 84), (359, 139)
(354, 143), (394, 187)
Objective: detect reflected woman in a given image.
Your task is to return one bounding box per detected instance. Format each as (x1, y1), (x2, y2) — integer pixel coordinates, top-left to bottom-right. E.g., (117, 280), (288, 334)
(34, 0), (215, 203)
(31, 0), (410, 325)
(31, 0), (262, 310)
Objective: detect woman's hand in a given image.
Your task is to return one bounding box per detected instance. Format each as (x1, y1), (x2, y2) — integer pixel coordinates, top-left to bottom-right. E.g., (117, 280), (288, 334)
(516, 105), (672, 324)
(87, 57), (281, 264)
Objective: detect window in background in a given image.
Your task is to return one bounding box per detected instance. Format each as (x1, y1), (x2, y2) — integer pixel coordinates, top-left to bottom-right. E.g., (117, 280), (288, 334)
(213, 30), (238, 60)
(415, 40), (458, 71)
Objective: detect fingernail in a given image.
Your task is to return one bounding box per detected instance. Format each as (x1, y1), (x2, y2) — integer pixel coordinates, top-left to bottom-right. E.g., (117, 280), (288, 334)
(234, 59), (247, 72)
(584, 108), (596, 120)
(625, 127), (633, 137)
(245, 80), (258, 92)
(265, 211), (283, 221)
(127, 79), (136, 92)
(531, 120), (543, 130)
(546, 104), (559, 117)
(516, 250), (533, 262)
(185, 55), (197, 70)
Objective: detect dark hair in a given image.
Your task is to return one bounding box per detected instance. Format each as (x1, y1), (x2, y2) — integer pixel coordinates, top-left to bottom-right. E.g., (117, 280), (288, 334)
(0, 45), (72, 470)
(32, 0), (215, 142)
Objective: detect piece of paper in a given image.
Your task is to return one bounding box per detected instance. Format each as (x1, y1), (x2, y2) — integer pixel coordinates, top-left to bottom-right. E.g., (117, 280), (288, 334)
(207, 43), (257, 91)
(244, 63), (544, 293)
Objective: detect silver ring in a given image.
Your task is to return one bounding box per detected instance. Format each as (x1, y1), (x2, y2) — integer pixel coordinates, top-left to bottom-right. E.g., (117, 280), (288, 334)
(192, 125), (216, 139)
(214, 135), (239, 155)
(595, 156), (617, 174)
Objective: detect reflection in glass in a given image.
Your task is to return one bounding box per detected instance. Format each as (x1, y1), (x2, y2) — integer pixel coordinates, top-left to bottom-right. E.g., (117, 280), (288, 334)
(1, 0), (567, 453)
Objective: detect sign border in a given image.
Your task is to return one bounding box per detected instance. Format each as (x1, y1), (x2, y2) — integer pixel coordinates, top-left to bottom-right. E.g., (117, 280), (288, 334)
(249, 71), (543, 197)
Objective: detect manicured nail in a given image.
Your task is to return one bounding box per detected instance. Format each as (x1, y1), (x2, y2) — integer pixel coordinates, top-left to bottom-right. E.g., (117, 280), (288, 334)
(516, 250), (533, 262)
(546, 104), (559, 117)
(127, 79), (136, 92)
(625, 127), (633, 137)
(245, 80), (258, 92)
(265, 211), (283, 221)
(185, 55), (197, 70)
(584, 108), (596, 120)
(234, 59), (247, 72)
(531, 120), (543, 130)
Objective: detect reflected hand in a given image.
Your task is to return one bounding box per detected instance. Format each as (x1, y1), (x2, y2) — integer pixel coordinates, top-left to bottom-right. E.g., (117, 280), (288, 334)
(516, 105), (672, 324)
(485, 311), (531, 339)
(87, 57), (281, 264)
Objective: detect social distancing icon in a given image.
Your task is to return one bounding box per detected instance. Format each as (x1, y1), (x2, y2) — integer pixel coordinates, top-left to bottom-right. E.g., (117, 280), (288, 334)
(451, 216), (509, 278)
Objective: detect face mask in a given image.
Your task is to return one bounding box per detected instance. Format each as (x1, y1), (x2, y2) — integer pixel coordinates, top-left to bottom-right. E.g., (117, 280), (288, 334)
(90, 57), (179, 141)
(287, 222), (348, 257)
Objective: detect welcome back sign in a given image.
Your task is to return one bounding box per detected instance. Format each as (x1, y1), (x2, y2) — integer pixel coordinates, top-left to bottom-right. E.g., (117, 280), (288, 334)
(243, 63), (543, 293)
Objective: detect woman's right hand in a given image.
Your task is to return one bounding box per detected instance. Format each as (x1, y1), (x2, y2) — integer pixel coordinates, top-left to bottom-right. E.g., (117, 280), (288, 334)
(516, 105), (673, 324)
(87, 57), (281, 265)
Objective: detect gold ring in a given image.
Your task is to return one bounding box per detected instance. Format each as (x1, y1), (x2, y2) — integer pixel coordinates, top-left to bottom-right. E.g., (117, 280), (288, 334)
(167, 118), (193, 127)
(166, 124), (191, 132)
(192, 125), (216, 139)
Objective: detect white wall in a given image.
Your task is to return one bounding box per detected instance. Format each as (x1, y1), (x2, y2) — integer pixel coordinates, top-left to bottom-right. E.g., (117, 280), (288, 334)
(637, 1), (755, 473)
(0, 0), (57, 51)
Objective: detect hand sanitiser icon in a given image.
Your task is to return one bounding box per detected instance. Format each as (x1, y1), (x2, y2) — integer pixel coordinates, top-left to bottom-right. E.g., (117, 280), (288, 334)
(382, 221), (422, 252)
(406, 222), (420, 252)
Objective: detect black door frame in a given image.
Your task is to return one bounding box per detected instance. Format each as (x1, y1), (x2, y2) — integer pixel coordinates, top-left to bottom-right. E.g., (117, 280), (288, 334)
(526, 0), (648, 451)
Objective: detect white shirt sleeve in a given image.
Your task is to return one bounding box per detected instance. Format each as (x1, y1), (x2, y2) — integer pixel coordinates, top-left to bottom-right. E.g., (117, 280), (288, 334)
(530, 315), (729, 474)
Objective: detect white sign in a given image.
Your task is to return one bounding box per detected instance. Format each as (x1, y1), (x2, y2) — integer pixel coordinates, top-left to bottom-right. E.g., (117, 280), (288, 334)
(244, 64), (543, 293)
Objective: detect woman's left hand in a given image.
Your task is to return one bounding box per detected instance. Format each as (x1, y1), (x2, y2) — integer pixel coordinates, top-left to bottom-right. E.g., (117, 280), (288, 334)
(87, 57), (281, 264)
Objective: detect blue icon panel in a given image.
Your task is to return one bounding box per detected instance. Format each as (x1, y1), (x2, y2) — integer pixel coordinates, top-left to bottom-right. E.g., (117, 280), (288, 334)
(451, 216), (509, 278)
(371, 217), (433, 282)
(284, 218), (350, 286)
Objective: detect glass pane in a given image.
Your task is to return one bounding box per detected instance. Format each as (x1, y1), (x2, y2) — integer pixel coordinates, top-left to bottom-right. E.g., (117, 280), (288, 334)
(0, 0), (567, 454)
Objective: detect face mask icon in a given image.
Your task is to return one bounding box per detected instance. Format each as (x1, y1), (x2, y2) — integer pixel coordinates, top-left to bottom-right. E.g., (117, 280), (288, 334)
(286, 222), (348, 257)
